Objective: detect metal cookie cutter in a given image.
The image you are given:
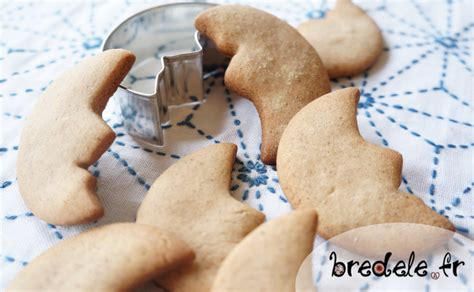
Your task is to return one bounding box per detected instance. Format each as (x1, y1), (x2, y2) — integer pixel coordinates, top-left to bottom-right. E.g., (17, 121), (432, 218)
(102, 2), (226, 147)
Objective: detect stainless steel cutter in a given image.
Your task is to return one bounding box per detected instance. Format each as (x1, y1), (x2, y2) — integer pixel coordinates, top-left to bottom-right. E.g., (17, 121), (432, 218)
(102, 2), (226, 147)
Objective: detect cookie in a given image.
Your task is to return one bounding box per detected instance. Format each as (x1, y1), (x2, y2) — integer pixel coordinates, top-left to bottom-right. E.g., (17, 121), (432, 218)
(195, 5), (331, 165)
(17, 49), (135, 225)
(7, 223), (195, 291)
(277, 88), (455, 239)
(298, 0), (383, 78)
(212, 209), (318, 291)
(136, 143), (265, 291)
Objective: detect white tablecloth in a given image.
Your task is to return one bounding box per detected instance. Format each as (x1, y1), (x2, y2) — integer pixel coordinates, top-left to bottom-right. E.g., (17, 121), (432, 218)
(1, 0), (473, 289)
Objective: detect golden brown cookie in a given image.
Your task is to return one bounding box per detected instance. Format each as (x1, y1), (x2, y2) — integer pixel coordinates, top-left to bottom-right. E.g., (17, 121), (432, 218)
(17, 49), (135, 225)
(212, 209), (318, 292)
(298, 0), (383, 78)
(195, 5), (331, 165)
(277, 88), (454, 239)
(7, 223), (195, 291)
(136, 143), (265, 291)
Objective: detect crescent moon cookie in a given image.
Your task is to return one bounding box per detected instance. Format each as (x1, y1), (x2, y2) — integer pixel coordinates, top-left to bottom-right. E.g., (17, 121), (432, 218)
(7, 223), (195, 291)
(298, 0), (383, 78)
(17, 49), (135, 225)
(195, 5), (331, 165)
(137, 143), (265, 291)
(277, 88), (455, 239)
(212, 209), (318, 292)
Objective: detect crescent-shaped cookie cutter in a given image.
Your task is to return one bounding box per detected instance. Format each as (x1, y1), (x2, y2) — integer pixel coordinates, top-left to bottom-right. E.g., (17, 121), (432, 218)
(102, 2), (226, 147)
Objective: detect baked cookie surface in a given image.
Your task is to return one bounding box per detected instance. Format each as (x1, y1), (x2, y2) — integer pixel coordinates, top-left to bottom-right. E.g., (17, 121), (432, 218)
(17, 49), (135, 225)
(277, 88), (454, 239)
(7, 223), (194, 291)
(196, 5), (331, 165)
(212, 209), (317, 292)
(137, 143), (265, 291)
(298, 0), (383, 78)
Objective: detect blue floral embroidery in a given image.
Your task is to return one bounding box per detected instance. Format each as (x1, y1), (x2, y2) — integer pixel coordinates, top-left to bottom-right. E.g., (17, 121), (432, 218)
(237, 160), (269, 187)
(357, 93), (375, 109)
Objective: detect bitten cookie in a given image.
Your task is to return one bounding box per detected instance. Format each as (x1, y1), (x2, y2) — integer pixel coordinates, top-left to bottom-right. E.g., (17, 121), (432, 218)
(7, 223), (195, 291)
(136, 143), (265, 291)
(212, 209), (318, 292)
(298, 0), (383, 78)
(17, 49), (135, 225)
(277, 88), (455, 239)
(195, 5), (331, 165)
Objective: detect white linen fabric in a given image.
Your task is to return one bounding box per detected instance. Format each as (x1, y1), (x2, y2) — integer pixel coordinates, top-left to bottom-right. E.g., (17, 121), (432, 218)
(1, 0), (472, 289)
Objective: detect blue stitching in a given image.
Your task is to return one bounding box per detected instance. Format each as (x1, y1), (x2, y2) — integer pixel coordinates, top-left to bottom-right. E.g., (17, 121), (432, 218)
(0, 254), (28, 266)
(107, 148), (151, 190)
(410, 0), (442, 35)
(47, 223), (63, 240)
(0, 179), (16, 189)
(4, 212), (34, 220)
(370, 49), (436, 92)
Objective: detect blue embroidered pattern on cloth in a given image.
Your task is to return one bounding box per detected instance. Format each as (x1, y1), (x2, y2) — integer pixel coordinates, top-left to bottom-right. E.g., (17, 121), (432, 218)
(0, 0), (472, 289)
